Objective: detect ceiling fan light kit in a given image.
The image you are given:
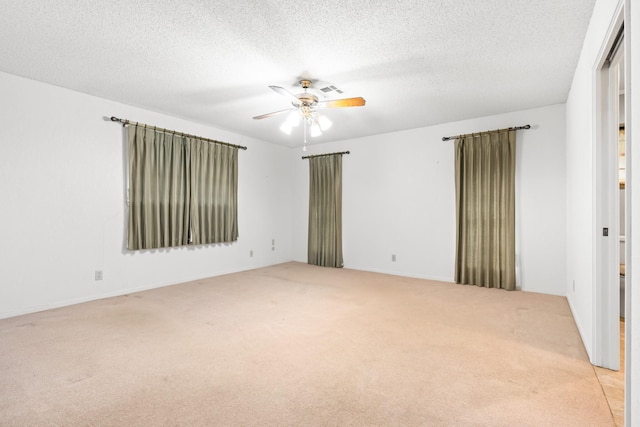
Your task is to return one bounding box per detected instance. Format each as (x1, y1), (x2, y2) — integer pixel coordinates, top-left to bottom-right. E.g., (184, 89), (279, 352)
(318, 115), (332, 131)
(279, 111), (301, 135)
(253, 79), (365, 150)
(309, 122), (322, 138)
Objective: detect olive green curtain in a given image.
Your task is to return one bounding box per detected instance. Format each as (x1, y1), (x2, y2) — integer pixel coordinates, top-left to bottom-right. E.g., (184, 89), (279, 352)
(308, 155), (343, 268)
(128, 125), (191, 250)
(190, 141), (238, 245)
(454, 130), (516, 290)
(127, 125), (238, 250)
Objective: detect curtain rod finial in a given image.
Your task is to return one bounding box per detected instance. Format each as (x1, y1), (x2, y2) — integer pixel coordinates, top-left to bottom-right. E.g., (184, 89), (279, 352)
(110, 116), (126, 127)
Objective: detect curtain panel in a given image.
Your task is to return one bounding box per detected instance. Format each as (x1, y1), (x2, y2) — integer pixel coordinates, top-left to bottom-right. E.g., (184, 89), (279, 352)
(127, 126), (191, 250)
(127, 125), (238, 250)
(190, 141), (238, 245)
(454, 130), (516, 290)
(308, 155), (343, 268)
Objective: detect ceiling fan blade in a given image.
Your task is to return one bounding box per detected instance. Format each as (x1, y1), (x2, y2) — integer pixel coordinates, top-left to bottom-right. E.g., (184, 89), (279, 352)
(317, 97), (366, 108)
(253, 108), (294, 120)
(269, 85), (301, 104)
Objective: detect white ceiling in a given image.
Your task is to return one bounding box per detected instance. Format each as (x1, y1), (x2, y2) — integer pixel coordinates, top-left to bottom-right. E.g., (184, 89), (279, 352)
(0, 0), (596, 147)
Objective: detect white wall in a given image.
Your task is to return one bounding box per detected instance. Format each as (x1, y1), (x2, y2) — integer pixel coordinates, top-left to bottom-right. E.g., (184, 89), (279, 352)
(565, 0), (622, 361)
(291, 104), (567, 295)
(0, 71), (293, 318)
(566, 0), (639, 421)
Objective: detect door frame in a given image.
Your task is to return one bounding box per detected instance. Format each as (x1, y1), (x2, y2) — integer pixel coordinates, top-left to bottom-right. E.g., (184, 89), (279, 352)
(593, 4), (624, 371)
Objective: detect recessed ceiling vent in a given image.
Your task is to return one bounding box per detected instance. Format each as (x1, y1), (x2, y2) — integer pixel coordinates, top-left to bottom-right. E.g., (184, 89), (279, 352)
(319, 85), (343, 95)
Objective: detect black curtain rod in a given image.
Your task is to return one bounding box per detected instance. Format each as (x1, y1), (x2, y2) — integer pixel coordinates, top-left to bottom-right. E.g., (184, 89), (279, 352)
(442, 124), (531, 141)
(110, 116), (248, 150)
(302, 150), (350, 160)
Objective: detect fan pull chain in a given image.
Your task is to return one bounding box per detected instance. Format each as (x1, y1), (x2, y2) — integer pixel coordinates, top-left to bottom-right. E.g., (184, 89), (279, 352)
(303, 118), (307, 151)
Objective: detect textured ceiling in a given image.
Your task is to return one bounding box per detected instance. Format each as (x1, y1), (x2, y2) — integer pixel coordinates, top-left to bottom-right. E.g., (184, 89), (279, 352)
(0, 0), (596, 147)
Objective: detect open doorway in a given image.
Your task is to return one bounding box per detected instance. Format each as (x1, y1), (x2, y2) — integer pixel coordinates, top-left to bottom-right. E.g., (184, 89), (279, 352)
(594, 17), (624, 371)
(619, 99), (626, 322)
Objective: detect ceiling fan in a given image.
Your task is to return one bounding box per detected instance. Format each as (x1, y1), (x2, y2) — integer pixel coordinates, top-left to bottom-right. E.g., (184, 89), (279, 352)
(253, 79), (365, 145)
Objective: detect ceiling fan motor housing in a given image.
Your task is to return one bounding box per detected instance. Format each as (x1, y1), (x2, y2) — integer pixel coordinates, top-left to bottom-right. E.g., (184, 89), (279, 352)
(296, 80), (318, 109)
(296, 93), (318, 106)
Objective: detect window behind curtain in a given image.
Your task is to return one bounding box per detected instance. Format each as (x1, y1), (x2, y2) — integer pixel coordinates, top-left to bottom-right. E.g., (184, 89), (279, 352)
(454, 130), (516, 290)
(308, 154), (343, 268)
(127, 125), (238, 250)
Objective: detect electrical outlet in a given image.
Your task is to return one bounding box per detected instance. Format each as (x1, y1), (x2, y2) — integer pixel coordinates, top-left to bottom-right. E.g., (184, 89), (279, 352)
(250, 250), (254, 257)
(572, 279), (575, 292)
(272, 239), (275, 245)
(95, 270), (103, 281)
(392, 254), (396, 262)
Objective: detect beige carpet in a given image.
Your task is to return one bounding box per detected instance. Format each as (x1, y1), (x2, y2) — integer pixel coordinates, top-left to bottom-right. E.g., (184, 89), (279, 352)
(0, 262), (614, 426)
